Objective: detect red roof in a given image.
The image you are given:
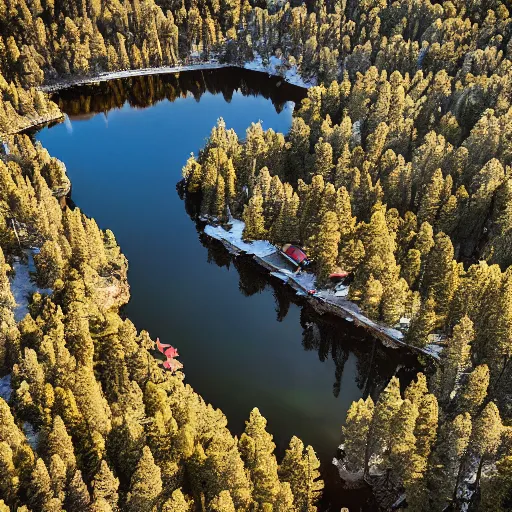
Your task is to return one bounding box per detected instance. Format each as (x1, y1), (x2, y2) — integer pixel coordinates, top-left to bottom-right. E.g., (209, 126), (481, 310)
(285, 246), (307, 264)
(329, 271), (349, 279)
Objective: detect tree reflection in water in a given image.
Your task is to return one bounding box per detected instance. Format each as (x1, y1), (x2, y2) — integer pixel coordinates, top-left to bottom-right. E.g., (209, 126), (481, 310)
(53, 67), (307, 120)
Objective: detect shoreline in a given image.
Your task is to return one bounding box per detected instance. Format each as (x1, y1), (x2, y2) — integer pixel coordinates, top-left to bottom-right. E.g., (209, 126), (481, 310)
(3, 111), (65, 137)
(203, 218), (442, 362)
(39, 62), (232, 92)
(39, 57), (314, 93)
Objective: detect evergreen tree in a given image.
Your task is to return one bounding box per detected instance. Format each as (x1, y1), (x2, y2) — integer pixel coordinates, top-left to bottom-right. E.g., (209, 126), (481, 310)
(471, 402), (502, 489)
(313, 138), (334, 181)
(342, 397), (374, 472)
(367, 377), (403, 473)
(440, 316), (473, 403)
(65, 470), (91, 511)
(389, 399), (419, 480)
(460, 364), (489, 415)
(361, 274), (383, 320)
(404, 373), (428, 407)
(239, 408), (280, 507)
(209, 491), (235, 512)
(405, 296), (436, 348)
(162, 489), (191, 512)
(91, 460), (119, 509)
(28, 458), (53, 511)
(126, 446), (162, 512)
(310, 211), (340, 285)
(279, 437), (323, 512)
(421, 232), (457, 318)
(274, 482), (294, 512)
(242, 191), (266, 240)
(414, 394), (438, 460)
(45, 415), (76, 477)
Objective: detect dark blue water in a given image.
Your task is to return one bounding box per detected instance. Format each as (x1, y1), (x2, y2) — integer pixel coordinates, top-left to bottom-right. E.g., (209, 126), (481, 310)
(36, 69), (414, 509)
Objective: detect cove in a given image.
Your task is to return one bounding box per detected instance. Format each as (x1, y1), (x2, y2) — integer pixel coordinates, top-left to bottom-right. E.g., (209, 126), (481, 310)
(35, 68), (418, 509)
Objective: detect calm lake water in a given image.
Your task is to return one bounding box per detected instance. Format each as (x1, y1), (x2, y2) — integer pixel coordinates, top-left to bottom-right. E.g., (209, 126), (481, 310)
(36, 68), (417, 510)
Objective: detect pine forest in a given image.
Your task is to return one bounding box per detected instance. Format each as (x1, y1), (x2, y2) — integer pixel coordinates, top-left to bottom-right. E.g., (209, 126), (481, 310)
(0, 0), (512, 510)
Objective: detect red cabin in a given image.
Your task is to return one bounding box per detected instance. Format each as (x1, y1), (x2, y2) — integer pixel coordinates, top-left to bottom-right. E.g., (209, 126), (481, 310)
(329, 271), (350, 280)
(281, 244), (311, 268)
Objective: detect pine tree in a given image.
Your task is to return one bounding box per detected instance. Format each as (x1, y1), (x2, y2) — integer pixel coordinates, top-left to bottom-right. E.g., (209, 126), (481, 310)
(310, 210), (340, 285)
(162, 489), (191, 512)
(480, 455), (512, 512)
(242, 191), (266, 240)
(65, 470), (91, 510)
(239, 408), (280, 507)
(45, 415), (76, 476)
(421, 232), (457, 318)
(28, 458), (53, 511)
(471, 402), (502, 489)
(389, 399), (419, 480)
(414, 394), (438, 460)
(209, 491), (235, 512)
(460, 364), (489, 415)
(313, 138), (334, 181)
(201, 430), (251, 510)
(401, 249), (421, 288)
(361, 274), (383, 320)
(0, 441), (19, 506)
(440, 316), (473, 403)
(49, 454), (67, 504)
(287, 117), (311, 180)
(213, 173), (226, 221)
(273, 482), (294, 512)
(417, 169), (444, 226)
(183, 155), (202, 194)
(126, 446), (162, 512)
(368, 377), (403, 473)
(34, 240), (65, 288)
(91, 460), (119, 509)
(270, 184), (299, 244)
(404, 373), (428, 407)
(279, 436), (323, 512)
(342, 397), (374, 472)
(381, 277), (408, 325)
(405, 296), (436, 348)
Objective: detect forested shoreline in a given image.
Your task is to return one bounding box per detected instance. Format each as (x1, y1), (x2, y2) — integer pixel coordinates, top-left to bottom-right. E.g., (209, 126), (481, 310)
(1, 0), (512, 509)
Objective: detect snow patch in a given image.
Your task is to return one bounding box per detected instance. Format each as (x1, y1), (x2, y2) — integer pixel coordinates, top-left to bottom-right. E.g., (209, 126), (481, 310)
(11, 250), (52, 322)
(204, 218), (275, 258)
(0, 374), (12, 402)
(244, 53), (315, 89)
(22, 422), (39, 450)
(423, 343), (444, 360)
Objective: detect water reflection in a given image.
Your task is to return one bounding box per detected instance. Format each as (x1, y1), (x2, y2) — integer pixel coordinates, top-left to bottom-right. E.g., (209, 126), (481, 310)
(53, 67), (307, 119)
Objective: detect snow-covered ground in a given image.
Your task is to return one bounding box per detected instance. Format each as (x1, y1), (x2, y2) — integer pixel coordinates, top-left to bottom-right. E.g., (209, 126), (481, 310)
(244, 54), (315, 89)
(11, 250), (52, 322)
(22, 422), (39, 450)
(205, 218), (276, 257)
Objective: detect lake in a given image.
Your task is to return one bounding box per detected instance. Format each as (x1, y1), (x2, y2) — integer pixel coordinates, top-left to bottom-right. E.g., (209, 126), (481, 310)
(36, 67), (417, 510)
